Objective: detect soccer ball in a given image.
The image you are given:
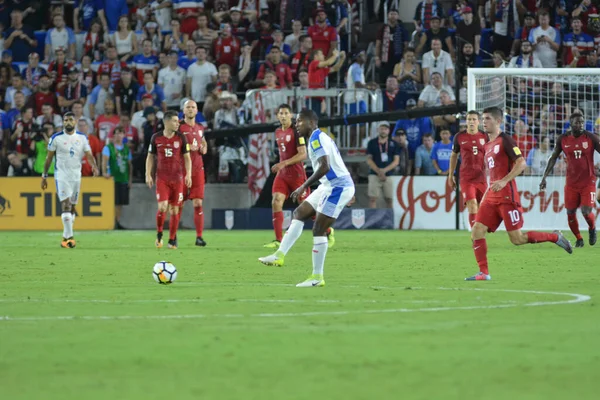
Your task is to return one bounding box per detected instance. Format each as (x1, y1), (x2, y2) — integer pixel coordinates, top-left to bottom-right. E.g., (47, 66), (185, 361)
(153, 261), (177, 284)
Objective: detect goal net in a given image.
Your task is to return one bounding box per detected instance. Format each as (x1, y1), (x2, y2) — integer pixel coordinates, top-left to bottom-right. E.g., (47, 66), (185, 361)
(466, 68), (600, 231)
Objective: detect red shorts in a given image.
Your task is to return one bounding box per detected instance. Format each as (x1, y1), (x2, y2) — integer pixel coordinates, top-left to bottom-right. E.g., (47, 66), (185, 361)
(273, 173), (309, 201)
(461, 181), (488, 204)
(180, 18), (198, 35)
(475, 200), (524, 233)
(156, 179), (184, 206)
(185, 168), (205, 201)
(564, 185), (597, 210)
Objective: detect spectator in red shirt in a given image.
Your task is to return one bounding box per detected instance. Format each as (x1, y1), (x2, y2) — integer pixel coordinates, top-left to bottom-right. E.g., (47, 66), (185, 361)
(290, 35), (312, 81)
(307, 8), (338, 58)
(79, 118), (103, 177)
(95, 98), (121, 142)
(31, 74), (58, 116)
(514, 119), (537, 158)
(47, 47), (74, 91)
(308, 48), (345, 115)
(118, 112), (140, 151)
(98, 45), (129, 86)
(213, 24), (241, 68)
(256, 47), (293, 88)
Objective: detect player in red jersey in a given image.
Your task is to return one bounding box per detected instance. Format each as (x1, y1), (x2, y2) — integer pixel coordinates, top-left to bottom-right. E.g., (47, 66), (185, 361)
(467, 107), (572, 281)
(145, 110), (192, 249)
(448, 110), (488, 228)
(540, 112), (600, 247)
(179, 100), (208, 247)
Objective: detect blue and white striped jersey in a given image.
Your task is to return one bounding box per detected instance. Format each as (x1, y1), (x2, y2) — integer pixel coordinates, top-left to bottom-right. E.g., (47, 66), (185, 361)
(308, 129), (353, 188)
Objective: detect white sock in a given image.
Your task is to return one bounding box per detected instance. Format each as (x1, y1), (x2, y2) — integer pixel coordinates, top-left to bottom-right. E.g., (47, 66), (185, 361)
(312, 236), (328, 277)
(72, 212), (76, 227)
(61, 212), (73, 238)
(278, 219), (304, 255)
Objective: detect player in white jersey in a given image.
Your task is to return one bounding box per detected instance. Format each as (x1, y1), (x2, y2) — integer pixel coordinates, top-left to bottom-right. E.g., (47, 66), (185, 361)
(42, 112), (99, 248)
(259, 110), (356, 287)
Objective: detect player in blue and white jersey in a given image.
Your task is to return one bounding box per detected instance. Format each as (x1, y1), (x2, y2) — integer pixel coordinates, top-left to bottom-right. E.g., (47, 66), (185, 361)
(41, 112), (99, 248)
(259, 109), (356, 287)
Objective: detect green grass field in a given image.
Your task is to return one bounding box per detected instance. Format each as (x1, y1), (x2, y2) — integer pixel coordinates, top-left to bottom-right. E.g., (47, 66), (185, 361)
(1, 230), (598, 400)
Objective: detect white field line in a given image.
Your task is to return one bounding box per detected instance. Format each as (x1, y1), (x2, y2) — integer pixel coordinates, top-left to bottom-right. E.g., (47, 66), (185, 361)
(0, 288), (590, 322)
(0, 298), (456, 304)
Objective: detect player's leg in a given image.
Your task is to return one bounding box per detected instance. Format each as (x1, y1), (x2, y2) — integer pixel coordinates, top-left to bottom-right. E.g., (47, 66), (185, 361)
(580, 187), (596, 245)
(60, 198), (74, 248)
(190, 169), (207, 246)
(564, 186), (583, 246)
(267, 174), (289, 248)
(155, 179), (169, 247)
(167, 183), (184, 249)
(461, 183), (481, 228)
(466, 200), (501, 280)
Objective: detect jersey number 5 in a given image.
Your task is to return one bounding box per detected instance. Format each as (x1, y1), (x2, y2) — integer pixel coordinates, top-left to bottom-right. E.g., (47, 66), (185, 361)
(472, 146), (478, 155)
(280, 142), (286, 153)
(164, 148), (173, 157)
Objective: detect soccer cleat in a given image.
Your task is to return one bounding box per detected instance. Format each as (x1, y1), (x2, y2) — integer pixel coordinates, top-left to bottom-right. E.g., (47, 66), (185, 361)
(195, 237), (207, 247)
(296, 274), (326, 287)
(465, 272), (491, 281)
(553, 230), (573, 254)
(66, 237), (76, 248)
(60, 238), (70, 248)
(575, 238), (585, 248)
(263, 240), (281, 249)
(167, 239), (178, 249)
(589, 228), (597, 246)
(155, 232), (163, 248)
(258, 251), (284, 267)
(327, 228), (335, 248)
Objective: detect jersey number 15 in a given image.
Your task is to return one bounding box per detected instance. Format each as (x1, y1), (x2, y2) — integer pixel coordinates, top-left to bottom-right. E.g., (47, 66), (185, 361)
(164, 148), (173, 157)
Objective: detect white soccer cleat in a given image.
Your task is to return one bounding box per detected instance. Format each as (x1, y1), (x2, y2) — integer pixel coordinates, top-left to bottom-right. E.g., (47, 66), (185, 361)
(296, 274), (325, 287)
(258, 252), (284, 267)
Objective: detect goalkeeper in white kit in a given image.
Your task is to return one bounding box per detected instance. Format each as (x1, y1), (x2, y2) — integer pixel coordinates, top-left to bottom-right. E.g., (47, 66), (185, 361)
(41, 112), (99, 248)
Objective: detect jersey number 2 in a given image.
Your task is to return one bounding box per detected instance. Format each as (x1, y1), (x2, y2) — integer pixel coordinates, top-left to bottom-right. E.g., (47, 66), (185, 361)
(487, 157), (495, 169)
(164, 148), (173, 157)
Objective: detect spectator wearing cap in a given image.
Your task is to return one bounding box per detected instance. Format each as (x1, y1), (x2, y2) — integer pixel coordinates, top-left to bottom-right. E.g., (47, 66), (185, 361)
(308, 8), (338, 58)
(375, 8), (409, 85)
(529, 10), (561, 68)
(158, 51), (187, 111)
(422, 38), (454, 87)
(563, 16), (594, 68)
(213, 24), (241, 68)
(74, 0), (106, 33)
(383, 76), (415, 112)
(366, 121), (400, 208)
(136, 70), (166, 112)
(88, 73), (115, 119)
(413, 0), (446, 31)
(290, 35), (312, 82)
(192, 13), (218, 51)
(266, 30), (291, 61)
(391, 128), (410, 175)
(172, 0), (204, 35)
(511, 11), (536, 58)
(132, 97), (163, 134)
(21, 52), (46, 90)
(256, 46), (293, 89)
(4, 74), (31, 111)
(114, 67), (139, 118)
(3, 9), (37, 62)
(285, 20), (304, 54)
(418, 72), (455, 108)
(44, 14), (76, 63)
(393, 98), (434, 161)
(214, 91), (239, 128)
(35, 103), (63, 130)
(455, 5), (480, 55)
(448, 1), (475, 28)
(186, 46), (218, 109)
(58, 67), (88, 114)
(133, 39), (159, 83)
(228, 7), (253, 44)
(416, 15), (454, 59)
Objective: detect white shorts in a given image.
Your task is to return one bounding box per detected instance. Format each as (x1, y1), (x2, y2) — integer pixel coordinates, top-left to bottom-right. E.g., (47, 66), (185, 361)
(305, 184), (355, 219)
(56, 180), (81, 204)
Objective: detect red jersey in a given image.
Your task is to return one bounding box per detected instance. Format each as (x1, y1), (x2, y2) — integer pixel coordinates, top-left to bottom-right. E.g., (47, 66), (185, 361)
(308, 60), (329, 89)
(48, 60), (74, 88)
(257, 61), (293, 88)
(558, 131), (600, 189)
(452, 130), (488, 184)
(213, 36), (240, 68)
(484, 133), (523, 204)
(307, 24), (337, 56)
(81, 134), (103, 176)
(95, 114), (120, 142)
(178, 120), (205, 171)
(98, 61), (128, 85)
(275, 126), (306, 178)
(33, 91), (58, 115)
(515, 134), (536, 159)
(150, 131), (190, 181)
(290, 50), (310, 79)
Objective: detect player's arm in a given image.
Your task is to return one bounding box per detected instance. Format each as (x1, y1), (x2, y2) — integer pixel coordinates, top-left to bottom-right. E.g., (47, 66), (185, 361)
(540, 135), (563, 190)
(448, 136), (460, 189)
(273, 141), (307, 173)
(145, 135), (157, 187)
(40, 149), (56, 190)
(492, 137), (525, 192)
(181, 134), (192, 188)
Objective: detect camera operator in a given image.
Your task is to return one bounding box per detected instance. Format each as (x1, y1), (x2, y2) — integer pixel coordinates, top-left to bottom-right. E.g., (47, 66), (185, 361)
(30, 122), (55, 177)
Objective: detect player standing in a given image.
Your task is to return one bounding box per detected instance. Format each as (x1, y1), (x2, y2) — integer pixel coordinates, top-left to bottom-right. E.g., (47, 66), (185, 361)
(448, 111), (488, 228)
(467, 107), (572, 281)
(258, 110), (355, 287)
(41, 112), (99, 248)
(539, 112), (600, 247)
(179, 100), (208, 247)
(145, 110), (192, 249)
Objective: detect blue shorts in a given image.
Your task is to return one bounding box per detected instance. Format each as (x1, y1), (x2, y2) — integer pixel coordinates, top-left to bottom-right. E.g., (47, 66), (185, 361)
(345, 101), (367, 115)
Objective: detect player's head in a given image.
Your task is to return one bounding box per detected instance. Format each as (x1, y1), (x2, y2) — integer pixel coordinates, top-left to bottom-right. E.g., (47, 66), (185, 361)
(277, 104), (293, 127)
(296, 109), (318, 137)
(466, 110), (480, 133)
(63, 112), (77, 133)
(183, 100), (198, 119)
(570, 112), (584, 134)
(482, 107), (503, 133)
(163, 110), (180, 132)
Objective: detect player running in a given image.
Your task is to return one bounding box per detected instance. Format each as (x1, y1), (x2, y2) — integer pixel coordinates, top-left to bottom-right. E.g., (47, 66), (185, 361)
(145, 110), (192, 249)
(467, 107), (572, 281)
(539, 112), (600, 247)
(258, 110), (355, 287)
(447, 110), (488, 228)
(179, 100), (208, 247)
(41, 112), (99, 248)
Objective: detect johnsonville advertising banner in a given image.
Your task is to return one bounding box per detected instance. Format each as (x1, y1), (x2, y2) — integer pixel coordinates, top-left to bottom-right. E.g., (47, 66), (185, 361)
(392, 176), (599, 231)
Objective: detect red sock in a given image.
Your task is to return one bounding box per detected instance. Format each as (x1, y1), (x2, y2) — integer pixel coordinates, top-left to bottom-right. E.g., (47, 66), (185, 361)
(583, 212), (596, 229)
(568, 215), (582, 240)
(194, 206), (204, 237)
(468, 214), (476, 228)
(156, 211), (166, 233)
(472, 239), (488, 275)
(527, 231), (558, 244)
(169, 212), (180, 240)
(326, 227), (332, 235)
(273, 211), (283, 241)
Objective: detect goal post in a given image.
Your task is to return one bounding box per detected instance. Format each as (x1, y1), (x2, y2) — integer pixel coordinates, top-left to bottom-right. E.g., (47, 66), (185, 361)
(465, 68), (600, 231)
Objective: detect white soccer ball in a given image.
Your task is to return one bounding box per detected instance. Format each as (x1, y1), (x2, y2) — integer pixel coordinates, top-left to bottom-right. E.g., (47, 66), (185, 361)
(153, 261), (177, 284)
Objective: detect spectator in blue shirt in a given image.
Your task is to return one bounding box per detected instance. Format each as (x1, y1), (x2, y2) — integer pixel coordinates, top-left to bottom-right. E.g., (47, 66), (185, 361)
(3, 9), (38, 62)
(99, 0), (128, 32)
(431, 129), (453, 175)
(366, 121), (400, 208)
(414, 133), (437, 176)
(44, 14), (77, 62)
(392, 98), (434, 159)
(74, 0), (105, 32)
(136, 70), (166, 112)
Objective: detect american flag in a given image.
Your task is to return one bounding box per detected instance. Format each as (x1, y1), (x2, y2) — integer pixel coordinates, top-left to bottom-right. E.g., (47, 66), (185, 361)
(247, 92), (270, 202)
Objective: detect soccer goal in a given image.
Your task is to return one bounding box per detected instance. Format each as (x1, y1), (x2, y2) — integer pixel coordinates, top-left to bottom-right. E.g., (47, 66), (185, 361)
(466, 68), (600, 231)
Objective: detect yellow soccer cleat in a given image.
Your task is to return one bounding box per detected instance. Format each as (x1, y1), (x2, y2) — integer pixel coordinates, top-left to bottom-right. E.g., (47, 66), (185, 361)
(258, 251), (284, 267)
(263, 240), (281, 249)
